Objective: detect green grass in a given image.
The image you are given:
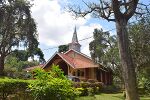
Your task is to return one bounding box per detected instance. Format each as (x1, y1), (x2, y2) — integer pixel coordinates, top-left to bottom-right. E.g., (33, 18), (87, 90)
(76, 93), (150, 100)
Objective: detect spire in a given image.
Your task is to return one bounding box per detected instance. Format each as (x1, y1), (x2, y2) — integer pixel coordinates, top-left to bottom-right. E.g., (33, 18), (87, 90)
(69, 26), (81, 52)
(72, 26), (78, 43)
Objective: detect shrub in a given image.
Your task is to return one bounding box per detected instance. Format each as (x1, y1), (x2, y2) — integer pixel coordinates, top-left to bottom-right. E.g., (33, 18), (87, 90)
(73, 82), (80, 88)
(28, 64), (79, 100)
(0, 78), (31, 99)
(78, 88), (88, 96)
(76, 88), (84, 96)
(87, 79), (98, 83)
(80, 82), (90, 88)
(29, 78), (79, 100)
(80, 78), (87, 82)
(95, 82), (104, 92)
(102, 85), (120, 93)
(73, 81), (104, 96)
(88, 88), (95, 96)
(138, 77), (150, 95)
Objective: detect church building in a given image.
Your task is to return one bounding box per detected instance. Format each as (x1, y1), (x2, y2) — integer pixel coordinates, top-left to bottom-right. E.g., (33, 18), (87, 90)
(42, 27), (112, 85)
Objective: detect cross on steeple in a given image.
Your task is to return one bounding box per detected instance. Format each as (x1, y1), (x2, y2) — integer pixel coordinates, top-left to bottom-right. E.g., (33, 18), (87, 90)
(69, 26), (81, 52)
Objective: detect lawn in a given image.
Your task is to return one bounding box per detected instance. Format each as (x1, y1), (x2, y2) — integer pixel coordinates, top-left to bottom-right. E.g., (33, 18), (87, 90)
(76, 93), (150, 100)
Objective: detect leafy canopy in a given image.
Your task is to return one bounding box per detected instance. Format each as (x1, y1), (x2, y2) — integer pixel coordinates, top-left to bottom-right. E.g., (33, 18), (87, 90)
(0, 0), (39, 73)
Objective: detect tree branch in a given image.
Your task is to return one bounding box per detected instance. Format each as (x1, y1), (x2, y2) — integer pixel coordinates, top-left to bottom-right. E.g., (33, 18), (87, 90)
(124, 0), (139, 20)
(112, 0), (123, 21)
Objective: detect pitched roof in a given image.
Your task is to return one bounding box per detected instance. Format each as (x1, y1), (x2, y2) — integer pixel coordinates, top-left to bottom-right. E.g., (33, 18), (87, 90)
(57, 53), (75, 68)
(43, 50), (100, 69)
(64, 49), (92, 60)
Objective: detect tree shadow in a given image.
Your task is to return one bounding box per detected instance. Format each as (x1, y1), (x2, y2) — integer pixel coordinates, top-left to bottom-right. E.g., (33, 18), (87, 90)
(112, 95), (125, 100)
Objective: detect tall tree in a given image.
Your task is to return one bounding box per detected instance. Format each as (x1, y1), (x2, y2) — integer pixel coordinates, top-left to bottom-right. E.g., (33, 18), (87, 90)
(58, 45), (69, 53)
(128, 17), (150, 93)
(0, 0), (38, 74)
(89, 29), (122, 81)
(129, 17), (150, 71)
(69, 0), (149, 99)
(28, 48), (46, 63)
(11, 49), (45, 63)
(89, 16), (150, 98)
(5, 55), (40, 72)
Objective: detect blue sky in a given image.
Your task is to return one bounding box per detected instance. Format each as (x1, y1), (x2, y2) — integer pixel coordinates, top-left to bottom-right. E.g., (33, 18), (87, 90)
(30, 0), (149, 61)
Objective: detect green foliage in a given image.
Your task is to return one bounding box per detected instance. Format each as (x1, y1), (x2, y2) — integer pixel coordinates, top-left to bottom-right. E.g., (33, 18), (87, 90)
(138, 67), (150, 95)
(0, 0), (39, 72)
(73, 82), (104, 96)
(89, 29), (122, 82)
(58, 45), (69, 53)
(0, 77), (32, 99)
(90, 17), (150, 87)
(80, 82), (90, 88)
(29, 64), (79, 100)
(76, 93), (150, 100)
(5, 55), (39, 72)
(50, 64), (66, 79)
(33, 64), (66, 80)
(129, 17), (150, 69)
(87, 79), (98, 83)
(74, 82), (119, 96)
(88, 87), (95, 96)
(128, 16), (150, 95)
(11, 50), (29, 61)
(10, 49), (45, 63)
(102, 85), (120, 93)
(89, 29), (119, 66)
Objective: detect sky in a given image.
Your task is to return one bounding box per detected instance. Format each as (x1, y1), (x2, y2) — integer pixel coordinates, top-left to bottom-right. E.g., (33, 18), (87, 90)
(30, 0), (148, 61)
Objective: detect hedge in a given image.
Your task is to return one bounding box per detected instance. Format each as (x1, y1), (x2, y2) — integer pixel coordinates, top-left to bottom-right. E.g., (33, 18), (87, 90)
(0, 77), (33, 99)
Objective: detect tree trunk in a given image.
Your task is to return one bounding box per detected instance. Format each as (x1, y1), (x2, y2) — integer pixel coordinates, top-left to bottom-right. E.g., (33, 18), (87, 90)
(0, 55), (5, 75)
(116, 19), (139, 100)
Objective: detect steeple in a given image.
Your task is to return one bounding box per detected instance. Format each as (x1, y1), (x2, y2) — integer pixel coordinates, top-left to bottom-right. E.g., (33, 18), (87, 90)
(69, 27), (81, 52)
(72, 26), (78, 43)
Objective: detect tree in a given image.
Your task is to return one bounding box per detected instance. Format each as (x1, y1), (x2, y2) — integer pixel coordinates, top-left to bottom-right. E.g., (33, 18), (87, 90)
(128, 17), (150, 94)
(5, 49), (45, 72)
(89, 29), (122, 80)
(69, 0), (149, 99)
(11, 50), (29, 61)
(89, 16), (150, 97)
(0, 0), (38, 74)
(129, 17), (150, 71)
(58, 45), (69, 53)
(5, 55), (39, 72)
(27, 48), (46, 63)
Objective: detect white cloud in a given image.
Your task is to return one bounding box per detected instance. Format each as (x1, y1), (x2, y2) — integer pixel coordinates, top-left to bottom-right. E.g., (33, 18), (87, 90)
(78, 24), (102, 56)
(31, 0), (103, 59)
(31, 0), (89, 46)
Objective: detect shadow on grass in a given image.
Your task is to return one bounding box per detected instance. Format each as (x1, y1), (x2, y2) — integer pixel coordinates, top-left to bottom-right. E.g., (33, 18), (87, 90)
(112, 95), (125, 100)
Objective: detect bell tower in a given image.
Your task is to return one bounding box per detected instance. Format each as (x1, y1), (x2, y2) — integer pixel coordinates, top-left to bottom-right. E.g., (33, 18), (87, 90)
(69, 27), (81, 52)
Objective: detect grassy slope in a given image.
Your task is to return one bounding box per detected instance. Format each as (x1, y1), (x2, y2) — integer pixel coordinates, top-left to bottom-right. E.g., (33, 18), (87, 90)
(76, 93), (150, 100)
